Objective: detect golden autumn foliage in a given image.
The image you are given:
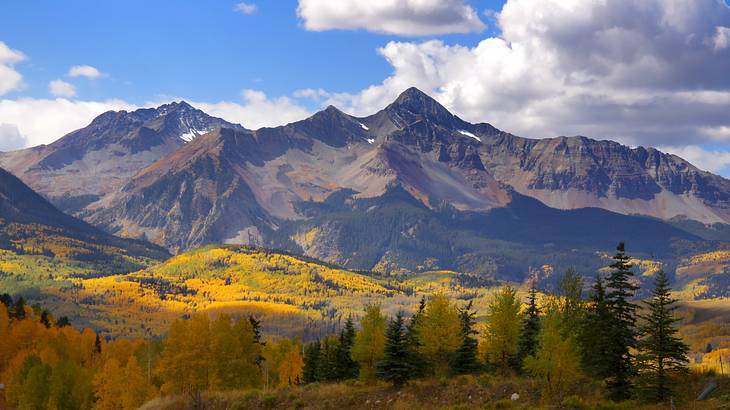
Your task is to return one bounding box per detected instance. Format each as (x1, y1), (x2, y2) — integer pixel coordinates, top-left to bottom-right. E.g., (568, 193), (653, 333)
(351, 305), (386, 383)
(416, 293), (462, 376)
(482, 286), (521, 369)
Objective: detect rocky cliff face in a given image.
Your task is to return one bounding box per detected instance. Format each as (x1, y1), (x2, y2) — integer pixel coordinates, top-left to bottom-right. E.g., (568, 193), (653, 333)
(478, 132), (730, 223)
(0, 101), (243, 215)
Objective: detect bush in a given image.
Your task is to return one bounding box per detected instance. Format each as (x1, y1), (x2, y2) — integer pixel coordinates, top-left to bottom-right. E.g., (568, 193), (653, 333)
(561, 395), (588, 410)
(261, 394), (277, 408)
(493, 399), (513, 409)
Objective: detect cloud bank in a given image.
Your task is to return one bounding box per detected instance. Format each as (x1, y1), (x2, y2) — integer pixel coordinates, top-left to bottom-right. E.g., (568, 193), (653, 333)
(297, 0), (485, 36)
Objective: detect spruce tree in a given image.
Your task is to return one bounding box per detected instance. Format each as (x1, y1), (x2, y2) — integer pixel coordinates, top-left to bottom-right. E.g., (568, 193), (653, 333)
(636, 270), (689, 403)
(317, 336), (340, 381)
(405, 296), (427, 377)
(604, 242), (639, 401)
(376, 312), (412, 387)
(451, 301), (481, 375)
(13, 296), (25, 320)
(516, 284), (541, 372)
(579, 275), (613, 378)
(334, 317), (358, 379)
(303, 340), (322, 384)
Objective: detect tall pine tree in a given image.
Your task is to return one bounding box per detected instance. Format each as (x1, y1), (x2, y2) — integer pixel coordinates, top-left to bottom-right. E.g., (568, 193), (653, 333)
(636, 270), (689, 403)
(516, 283), (541, 373)
(303, 340), (322, 384)
(405, 296), (427, 377)
(604, 242), (639, 401)
(334, 317), (358, 380)
(376, 312), (412, 387)
(451, 301), (481, 375)
(578, 275), (613, 378)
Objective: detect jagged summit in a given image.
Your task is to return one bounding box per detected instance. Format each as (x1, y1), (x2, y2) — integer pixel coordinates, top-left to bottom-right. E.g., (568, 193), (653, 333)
(385, 87), (459, 125)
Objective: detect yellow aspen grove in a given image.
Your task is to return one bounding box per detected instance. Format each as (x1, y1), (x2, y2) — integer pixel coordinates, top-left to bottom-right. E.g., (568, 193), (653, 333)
(525, 299), (582, 400)
(156, 314), (211, 395)
(92, 358), (125, 410)
(121, 356), (154, 409)
(278, 344), (305, 386)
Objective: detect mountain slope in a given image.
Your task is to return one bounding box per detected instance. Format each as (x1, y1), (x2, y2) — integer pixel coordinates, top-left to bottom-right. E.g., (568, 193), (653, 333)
(0, 101), (244, 215)
(78, 89), (723, 279)
(0, 166), (168, 270)
(476, 129), (730, 224)
(88, 99), (510, 252)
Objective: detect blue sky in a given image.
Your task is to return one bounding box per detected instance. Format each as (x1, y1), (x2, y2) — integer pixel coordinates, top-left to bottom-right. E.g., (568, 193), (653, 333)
(3, 0), (730, 176)
(0, 0), (504, 105)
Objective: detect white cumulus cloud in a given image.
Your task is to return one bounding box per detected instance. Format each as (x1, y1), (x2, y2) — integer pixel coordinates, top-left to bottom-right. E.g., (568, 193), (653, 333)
(714, 26), (730, 50)
(233, 2), (257, 15)
(191, 89), (311, 130)
(68, 65), (103, 79)
(0, 89), (312, 149)
(0, 41), (25, 96)
(0, 123), (27, 152)
(0, 98), (135, 148)
(660, 145), (730, 174)
(297, 0), (485, 36)
(48, 80), (77, 98)
(302, 0), (730, 173)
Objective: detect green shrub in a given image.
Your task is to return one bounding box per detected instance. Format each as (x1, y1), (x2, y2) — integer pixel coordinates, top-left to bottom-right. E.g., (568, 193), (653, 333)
(561, 395), (588, 410)
(261, 394), (277, 408)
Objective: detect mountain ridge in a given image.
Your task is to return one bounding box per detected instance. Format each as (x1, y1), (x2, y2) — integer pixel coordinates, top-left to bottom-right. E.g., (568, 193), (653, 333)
(3, 87), (730, 276)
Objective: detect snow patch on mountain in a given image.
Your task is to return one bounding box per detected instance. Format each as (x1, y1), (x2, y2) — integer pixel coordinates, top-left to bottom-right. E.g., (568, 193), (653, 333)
(458, 130), (480, 142)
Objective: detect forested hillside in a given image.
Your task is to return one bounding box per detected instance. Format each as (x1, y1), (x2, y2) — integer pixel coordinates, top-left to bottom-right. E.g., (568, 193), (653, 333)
(2, 245), (730, 409)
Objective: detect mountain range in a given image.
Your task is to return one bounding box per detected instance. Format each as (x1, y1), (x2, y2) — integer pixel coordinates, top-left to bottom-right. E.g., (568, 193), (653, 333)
(3, 87), (730, 280)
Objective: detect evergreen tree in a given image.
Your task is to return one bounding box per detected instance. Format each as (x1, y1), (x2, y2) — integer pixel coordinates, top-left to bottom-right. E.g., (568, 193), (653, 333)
(249, 315), (265, 367)
(376, 312), (412, 387)
(636, 270), (689, 403)
(516, 283), (541, 372)
(405, 296), (427, 377)
(318, 335), (341, 381)
(334, 317), (358, 379)
(56, 316), (71, 327)
(40, 309), (51, 328)
(13, 296), (25, 320)
(303, 340), (322, 384)
(94, 334), (102, 354)
(578, 275), (613, 378)
(0, 293), (11, 308)
(604, 242), (639, 401)
(451, 301), (481, 375)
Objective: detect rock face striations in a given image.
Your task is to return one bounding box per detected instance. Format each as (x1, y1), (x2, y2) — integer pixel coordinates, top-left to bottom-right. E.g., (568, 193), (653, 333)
(3, 87), (730, 276)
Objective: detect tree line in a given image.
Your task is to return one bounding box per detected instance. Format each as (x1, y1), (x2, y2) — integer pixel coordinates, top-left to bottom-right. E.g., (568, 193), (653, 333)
(301, 242), (689, 404)
(0, 242), (690, 408)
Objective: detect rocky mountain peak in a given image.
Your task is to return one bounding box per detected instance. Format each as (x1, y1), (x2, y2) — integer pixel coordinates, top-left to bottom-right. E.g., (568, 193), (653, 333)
(385, 87), (459, 127)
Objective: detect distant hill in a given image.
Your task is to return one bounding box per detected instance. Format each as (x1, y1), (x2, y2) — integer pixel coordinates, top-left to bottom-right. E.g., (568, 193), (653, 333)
(0, 166), (168, 276)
